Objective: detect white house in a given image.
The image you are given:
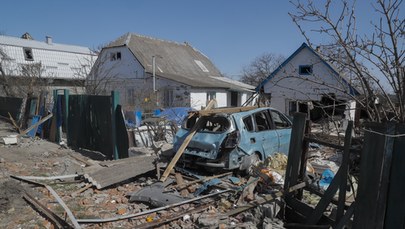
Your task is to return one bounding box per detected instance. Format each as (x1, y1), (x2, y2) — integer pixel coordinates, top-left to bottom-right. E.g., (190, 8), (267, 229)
(256, 43), (359, 121)
(0, 33), (97, 95)
(91, 33), (255, 111)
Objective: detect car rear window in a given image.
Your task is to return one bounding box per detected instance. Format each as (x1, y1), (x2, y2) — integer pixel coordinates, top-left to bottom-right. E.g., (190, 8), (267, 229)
(183, 115), (230, 133)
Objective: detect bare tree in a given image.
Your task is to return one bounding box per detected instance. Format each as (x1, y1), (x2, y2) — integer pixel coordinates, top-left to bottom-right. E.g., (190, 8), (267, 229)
(289, 0), (404, 122)
(241, 53), (285, 86)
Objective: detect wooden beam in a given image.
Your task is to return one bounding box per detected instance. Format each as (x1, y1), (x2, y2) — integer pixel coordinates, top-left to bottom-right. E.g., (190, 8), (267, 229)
(160, 99), (216, 182)
(23, 191), (73, 229)
(12, 175), (81, 228)
(284, 113), (307, 195)
(336, 121), (353, 222)
(77, 189), (231, 223)
(18, 113), (53, 137)
(195, 106), (258, 116)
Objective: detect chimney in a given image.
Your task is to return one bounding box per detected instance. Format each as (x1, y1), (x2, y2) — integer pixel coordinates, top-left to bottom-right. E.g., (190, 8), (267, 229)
(46, 36), (52, 45)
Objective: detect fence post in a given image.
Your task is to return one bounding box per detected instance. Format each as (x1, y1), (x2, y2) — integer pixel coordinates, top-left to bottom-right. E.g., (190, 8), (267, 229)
(111, 91), (119, 160)
(63, 89), (69, 145)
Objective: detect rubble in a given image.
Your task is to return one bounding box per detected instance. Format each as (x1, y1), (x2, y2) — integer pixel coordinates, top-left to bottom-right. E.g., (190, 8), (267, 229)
(0, 108), (369, 229)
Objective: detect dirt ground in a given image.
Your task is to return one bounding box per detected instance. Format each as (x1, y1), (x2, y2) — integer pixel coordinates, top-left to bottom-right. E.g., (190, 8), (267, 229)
(0, 119), (289, 228)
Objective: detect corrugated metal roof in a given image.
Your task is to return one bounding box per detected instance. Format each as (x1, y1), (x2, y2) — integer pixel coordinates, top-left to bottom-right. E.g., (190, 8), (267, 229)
(0, 35), (97, 79)
(0, 35), (93, 54)
(107, 33), (253, 91)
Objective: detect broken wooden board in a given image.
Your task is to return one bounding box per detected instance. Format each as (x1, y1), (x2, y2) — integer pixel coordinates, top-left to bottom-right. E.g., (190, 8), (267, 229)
(194, 106), (258, 116)
(83, 155), (156, 189)
(160, 99), (217, 182)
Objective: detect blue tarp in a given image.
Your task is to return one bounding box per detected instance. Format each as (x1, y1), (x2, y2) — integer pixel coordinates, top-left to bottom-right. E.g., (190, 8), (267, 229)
(156, 107), (194, 126)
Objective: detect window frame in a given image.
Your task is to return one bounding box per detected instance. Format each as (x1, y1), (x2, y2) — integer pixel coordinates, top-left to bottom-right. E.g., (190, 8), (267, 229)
(299, 65), (313, 75)
(23, 47), (34, 61)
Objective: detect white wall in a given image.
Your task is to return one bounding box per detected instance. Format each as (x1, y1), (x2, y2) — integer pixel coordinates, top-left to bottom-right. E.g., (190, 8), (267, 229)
(190, 92), (207, 110)
(216, 92), (227, 107)
(263, 47), (353, 113)
(0, 44), (96, 80)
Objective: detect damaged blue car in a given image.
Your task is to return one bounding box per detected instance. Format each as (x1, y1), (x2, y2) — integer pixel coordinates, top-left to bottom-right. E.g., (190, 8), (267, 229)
(173, 107), (292, 173)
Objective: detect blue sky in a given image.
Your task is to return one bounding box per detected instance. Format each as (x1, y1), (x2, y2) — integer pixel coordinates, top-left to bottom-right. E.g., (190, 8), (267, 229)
(0, 1), (376, 79)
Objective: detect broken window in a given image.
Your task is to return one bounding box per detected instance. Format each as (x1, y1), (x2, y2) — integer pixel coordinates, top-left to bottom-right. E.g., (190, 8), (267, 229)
(299, 65), (312, 75)
(254, 111), (272, 131)
(110, 52), (121, 61)
(271, 110), (291, 129)
(243, 116), (254, 132)
(184, 115), (230, 133)
(198, 116), (230, 133)
(23, 48), (33, 61)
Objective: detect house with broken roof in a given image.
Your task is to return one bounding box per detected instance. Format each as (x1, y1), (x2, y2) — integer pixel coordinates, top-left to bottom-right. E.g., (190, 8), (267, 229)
(256, 43), (360, 121)
(0, 33), (97, 97)
(90, 33), (255, 111)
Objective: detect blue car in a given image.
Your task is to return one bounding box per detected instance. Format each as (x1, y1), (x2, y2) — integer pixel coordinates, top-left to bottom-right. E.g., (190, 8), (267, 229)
(173, 107), (292, 172)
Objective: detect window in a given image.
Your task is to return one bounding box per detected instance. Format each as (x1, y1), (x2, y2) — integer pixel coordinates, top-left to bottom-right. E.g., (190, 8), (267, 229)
(23, 48), (33, 61)
(299, 65), (312, 75)
(194, 60), (209, 72)
(110, 52), (121, 61)
(243, 116), (254, 132)
(254, 111), (272, 131)
(271, 110), (291, 129)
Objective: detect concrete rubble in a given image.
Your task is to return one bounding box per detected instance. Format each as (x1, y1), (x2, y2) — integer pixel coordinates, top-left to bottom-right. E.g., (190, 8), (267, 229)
(0, 113), (362, 228)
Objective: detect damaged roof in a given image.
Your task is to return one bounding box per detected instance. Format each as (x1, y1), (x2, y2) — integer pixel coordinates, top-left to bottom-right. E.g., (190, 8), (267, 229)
(106, 33), (254, 92)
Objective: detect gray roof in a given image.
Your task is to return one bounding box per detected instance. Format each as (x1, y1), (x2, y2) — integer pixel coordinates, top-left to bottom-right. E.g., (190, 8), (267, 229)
(106, 33), (254, 92)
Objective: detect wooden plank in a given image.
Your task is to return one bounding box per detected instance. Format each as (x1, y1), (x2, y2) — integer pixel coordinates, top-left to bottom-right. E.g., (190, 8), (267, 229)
(336, 121), (353, 222)
(111, 91), (119, 160)
(23, 191), (73, 229)
(306, 167), (342, 224)
(12, 176), (81, 228)
(384, 124), (405, 228)
(335, 202), (356, 229)
(160, 99), (216, 182)
(77, 189), (231, 223)
(195, 106), (258, 116)
(18, 113), (53, 137)
(137, 204), (210, 229)
(174, 171), (233, 191)
(353, 123), (394, 228)
(227, 182), (306, 216)
(284, 113), (307, 195)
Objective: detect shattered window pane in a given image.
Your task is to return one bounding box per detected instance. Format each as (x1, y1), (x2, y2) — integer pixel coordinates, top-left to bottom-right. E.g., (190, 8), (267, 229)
(254, 111), (271, 131)
(198, 116), (230, 133)
(243, 116), (254, 132)
(271, 110), (291, 129)
(184, 115), (230, 133)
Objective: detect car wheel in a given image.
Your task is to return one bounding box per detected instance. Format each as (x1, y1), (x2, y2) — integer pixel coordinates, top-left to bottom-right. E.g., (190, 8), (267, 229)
(246, 153), (262, 176)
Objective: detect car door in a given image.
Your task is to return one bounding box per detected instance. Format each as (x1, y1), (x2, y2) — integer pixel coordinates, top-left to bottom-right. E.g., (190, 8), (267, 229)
(270, 109), (292, 154)
(253, 110), (279, 158)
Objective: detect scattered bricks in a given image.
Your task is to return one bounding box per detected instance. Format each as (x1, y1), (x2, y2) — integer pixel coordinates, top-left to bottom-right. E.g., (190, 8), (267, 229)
(117, 208), (127, 215)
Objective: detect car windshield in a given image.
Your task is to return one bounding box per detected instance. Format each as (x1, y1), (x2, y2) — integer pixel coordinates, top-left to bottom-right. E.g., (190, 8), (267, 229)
(183, 115), (230, 133)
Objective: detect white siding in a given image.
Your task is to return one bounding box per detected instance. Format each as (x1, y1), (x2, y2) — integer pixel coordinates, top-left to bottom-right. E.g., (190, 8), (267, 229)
(216, 92), (227, 107)
(190, 92), (206, 109)
(0, 40), (95, 80)
(263, 47), (352, 113)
